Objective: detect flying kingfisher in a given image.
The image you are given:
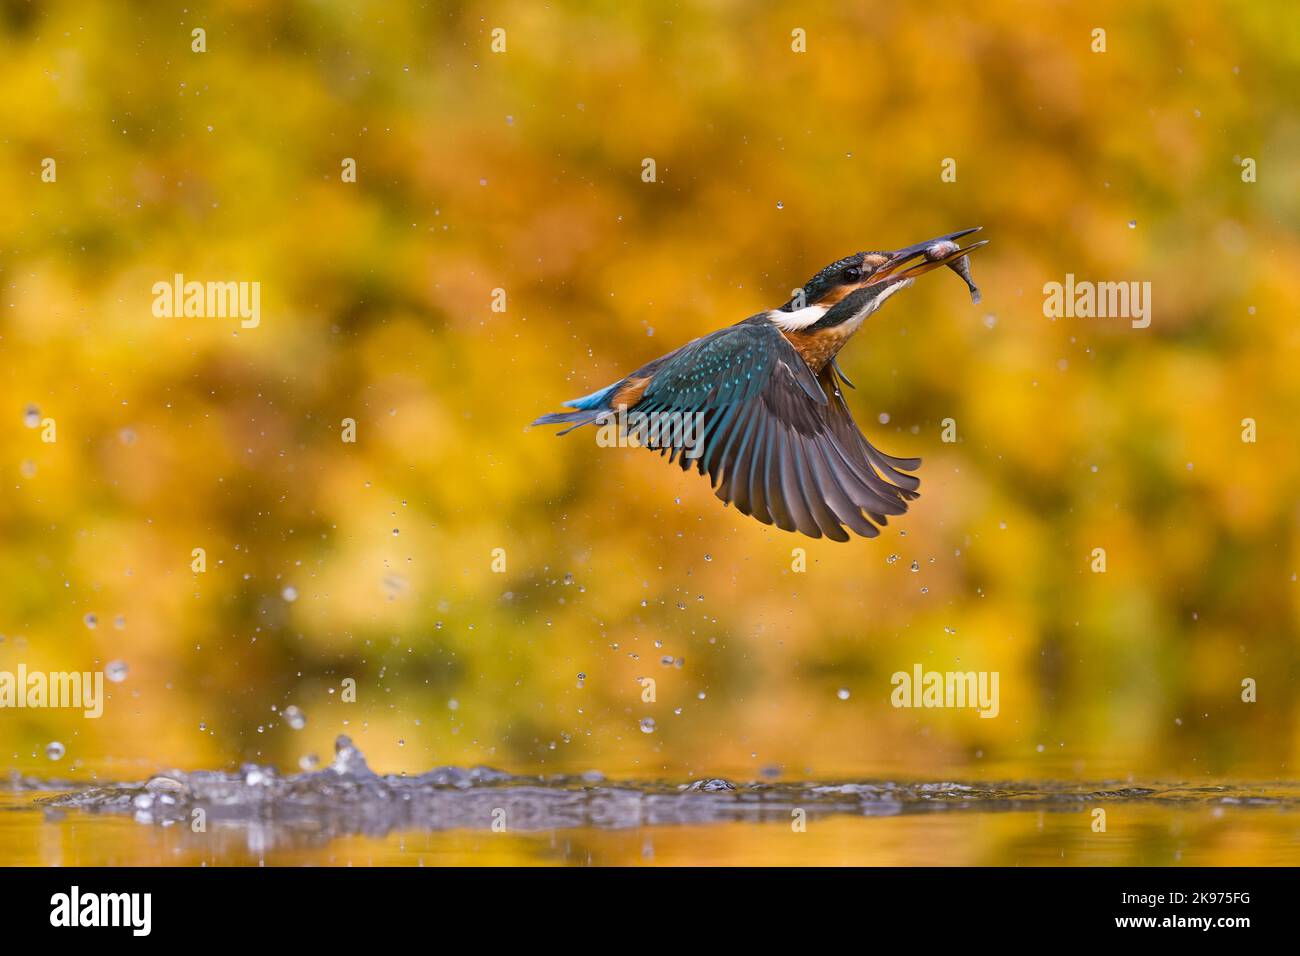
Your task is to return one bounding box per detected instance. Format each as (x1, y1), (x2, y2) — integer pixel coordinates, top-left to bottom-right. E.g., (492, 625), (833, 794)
(532, 228), (987, 541)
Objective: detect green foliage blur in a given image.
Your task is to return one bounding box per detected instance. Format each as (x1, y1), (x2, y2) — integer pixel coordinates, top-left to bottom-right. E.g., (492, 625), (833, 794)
(2, 0), (1299, 783)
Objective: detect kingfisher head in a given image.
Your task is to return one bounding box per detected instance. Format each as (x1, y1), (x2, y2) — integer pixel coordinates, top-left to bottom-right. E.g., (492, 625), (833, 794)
(769, 227), (986, 334)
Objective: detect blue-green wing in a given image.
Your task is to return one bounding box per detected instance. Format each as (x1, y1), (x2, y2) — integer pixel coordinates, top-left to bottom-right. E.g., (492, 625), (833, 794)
(628, 321), (920, 540)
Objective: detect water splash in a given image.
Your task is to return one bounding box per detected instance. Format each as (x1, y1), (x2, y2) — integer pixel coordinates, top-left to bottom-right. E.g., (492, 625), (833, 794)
(10, 737), (1300, 855)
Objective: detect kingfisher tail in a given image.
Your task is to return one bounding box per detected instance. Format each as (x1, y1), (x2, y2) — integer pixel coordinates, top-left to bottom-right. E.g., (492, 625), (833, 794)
(532, 381), (622, 434)
(531, 409), (608, 436)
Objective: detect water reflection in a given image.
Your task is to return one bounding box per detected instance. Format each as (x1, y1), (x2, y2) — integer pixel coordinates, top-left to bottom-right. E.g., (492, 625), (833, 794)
(5, 736), (1299, 864)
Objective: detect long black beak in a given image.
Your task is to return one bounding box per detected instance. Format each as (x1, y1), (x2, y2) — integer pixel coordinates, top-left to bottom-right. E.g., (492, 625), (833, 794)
(866, 227), (988, 288)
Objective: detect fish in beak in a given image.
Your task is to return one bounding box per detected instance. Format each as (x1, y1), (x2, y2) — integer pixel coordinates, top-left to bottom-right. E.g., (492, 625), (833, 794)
(866, 226), (987, 303)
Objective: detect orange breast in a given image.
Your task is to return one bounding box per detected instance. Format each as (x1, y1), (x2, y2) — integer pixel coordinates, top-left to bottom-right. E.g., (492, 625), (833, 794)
(780, 327), (850, 373)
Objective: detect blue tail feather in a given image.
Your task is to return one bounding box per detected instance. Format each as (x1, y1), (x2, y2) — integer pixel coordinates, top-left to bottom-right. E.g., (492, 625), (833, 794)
(564, 383), (619, 410)
(532, 380), (623, 434)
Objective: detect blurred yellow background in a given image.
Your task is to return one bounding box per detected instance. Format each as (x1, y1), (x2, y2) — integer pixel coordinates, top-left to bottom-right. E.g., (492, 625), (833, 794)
(2, 0), (1299, 787)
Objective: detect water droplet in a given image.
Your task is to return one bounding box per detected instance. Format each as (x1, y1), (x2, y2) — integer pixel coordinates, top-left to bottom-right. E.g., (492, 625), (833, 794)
(281, 586), (298, 602)
(639, 717), (656, 734)
(775, 201), (784, 209)
(45, 741), (65, 760)
(84, 613), (98, 629)
(910, 561), (919, 572)
(23, 405), (41, 428)
(1127, 219), (1137, 229)
(283, 705), (306, 730)
(837, 688), (851, 700)
(105, 660), (129, 683)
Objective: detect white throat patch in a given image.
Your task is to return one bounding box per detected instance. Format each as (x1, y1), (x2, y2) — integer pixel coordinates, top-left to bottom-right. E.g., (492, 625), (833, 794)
(766, 278), (914, 333)
(767, 303), (827, 331)
(849, 277), (913, 327)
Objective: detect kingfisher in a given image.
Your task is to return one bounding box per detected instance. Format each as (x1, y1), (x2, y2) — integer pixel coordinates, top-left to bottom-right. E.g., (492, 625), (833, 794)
(532, 228), (987, 541)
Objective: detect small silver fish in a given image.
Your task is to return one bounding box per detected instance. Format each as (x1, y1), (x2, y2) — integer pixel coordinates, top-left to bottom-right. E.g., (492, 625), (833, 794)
(925, 240), (981, 304)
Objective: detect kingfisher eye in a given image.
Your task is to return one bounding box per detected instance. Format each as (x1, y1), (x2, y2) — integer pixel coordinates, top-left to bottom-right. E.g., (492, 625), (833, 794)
(843, 267), (862, 282)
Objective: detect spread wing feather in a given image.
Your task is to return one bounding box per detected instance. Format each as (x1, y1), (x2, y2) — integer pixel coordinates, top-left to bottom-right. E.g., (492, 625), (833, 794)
(626, 320), (919, 540)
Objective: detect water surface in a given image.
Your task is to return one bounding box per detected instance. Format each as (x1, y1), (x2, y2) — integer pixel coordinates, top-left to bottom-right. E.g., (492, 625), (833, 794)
(5, 736), (1300, 866)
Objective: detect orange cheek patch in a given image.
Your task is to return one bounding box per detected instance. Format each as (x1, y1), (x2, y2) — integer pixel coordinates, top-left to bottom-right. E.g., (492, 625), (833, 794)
(860, 254), (891, 286)
(817, 284), (855, 306)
